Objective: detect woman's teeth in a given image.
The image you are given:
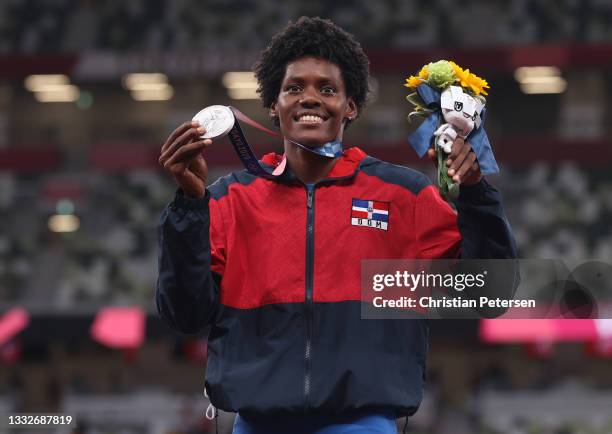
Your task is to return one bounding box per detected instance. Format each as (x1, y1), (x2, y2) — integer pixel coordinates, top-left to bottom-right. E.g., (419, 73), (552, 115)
(298, 115), (323, 123)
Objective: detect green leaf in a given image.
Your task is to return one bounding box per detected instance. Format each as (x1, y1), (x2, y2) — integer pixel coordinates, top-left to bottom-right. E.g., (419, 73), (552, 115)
(436, 148), (458, 201)
(408, 111), (426, 123)
(405, 92), (425, 107)
(448, 182), (460, 200)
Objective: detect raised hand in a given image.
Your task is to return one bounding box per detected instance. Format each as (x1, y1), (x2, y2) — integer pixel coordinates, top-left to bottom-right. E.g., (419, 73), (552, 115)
(159, 121), (213, 198)
(427, 137), (482, 186)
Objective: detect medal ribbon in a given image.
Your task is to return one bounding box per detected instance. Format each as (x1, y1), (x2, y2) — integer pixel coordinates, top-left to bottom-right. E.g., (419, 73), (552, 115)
(226, 106), (343, 180)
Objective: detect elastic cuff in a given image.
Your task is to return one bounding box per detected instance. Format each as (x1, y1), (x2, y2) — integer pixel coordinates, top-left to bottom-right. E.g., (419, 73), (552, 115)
(171, 188), (210, 211)
(457, 178), (490, 203)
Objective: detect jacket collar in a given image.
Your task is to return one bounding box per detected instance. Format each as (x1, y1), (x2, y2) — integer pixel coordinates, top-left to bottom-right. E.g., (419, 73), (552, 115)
(261, 147), (368, 183)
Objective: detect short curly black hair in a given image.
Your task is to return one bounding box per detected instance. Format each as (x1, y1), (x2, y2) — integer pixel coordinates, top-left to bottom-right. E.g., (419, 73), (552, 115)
(253, 16), (370, 125)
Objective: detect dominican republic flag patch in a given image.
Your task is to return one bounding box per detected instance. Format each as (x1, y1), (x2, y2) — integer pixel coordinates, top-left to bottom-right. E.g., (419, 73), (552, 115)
(351, 198), (390, 231)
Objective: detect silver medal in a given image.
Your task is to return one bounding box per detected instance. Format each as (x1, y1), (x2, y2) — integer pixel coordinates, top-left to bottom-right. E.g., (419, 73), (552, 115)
(192, 105), (235, 139)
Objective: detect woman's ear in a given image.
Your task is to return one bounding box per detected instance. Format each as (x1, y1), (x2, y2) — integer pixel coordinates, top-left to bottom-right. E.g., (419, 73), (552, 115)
(269, 102), (280, 127)
(269, 102), (277, 119)
(345, 98), (357, 122)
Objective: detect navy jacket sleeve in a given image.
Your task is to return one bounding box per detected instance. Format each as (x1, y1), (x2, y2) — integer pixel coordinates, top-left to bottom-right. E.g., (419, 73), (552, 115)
(156, 189), (220, 334)
(456, 178), (520, 314)
(456, 178), (517, 260)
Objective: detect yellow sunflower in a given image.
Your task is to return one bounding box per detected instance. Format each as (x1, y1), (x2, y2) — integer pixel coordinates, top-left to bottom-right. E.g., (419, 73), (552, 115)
(418, 64), (429, 80)
(404, 75), (423, 89)
(449, 61), (468, 87)
(449, 61), (489, 96)
(466, 72), (489, 96)
(404, 64), (430, 89)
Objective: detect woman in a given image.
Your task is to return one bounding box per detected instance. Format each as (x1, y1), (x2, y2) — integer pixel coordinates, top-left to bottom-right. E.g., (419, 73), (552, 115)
(157, 17), (516, 434)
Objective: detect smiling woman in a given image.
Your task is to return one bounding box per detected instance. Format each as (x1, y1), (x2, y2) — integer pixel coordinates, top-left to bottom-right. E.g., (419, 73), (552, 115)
(252, 17), (368, 185)
(272, 56), (356, 147)
(156, 15), (517, 434)
(268, 56), (358, 183)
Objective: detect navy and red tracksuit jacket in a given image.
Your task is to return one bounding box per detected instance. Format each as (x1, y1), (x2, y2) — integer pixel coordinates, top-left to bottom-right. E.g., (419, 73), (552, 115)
(156, 147), (517, 418)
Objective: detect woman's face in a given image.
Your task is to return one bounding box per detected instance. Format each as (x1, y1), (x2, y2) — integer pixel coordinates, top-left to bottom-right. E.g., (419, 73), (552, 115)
(271, 56), (357, 147)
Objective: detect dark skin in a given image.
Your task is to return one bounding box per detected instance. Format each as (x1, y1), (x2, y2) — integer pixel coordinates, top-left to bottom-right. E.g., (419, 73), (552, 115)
(159, 56), (482, 196)
(159, 121), (211, 198)
(270, 56), (357, 184)
(427, 138), (483, 186)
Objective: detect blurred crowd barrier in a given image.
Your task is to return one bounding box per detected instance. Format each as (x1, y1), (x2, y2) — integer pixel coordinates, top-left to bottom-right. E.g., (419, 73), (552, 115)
(2, 0), (612, 55)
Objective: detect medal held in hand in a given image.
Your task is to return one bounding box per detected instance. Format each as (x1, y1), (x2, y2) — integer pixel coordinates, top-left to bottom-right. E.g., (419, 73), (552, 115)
(404, 60), (499, 200)
(192, 105), (282, 179)
(192, 105), (344, 180)
(192, 105), (235, 140)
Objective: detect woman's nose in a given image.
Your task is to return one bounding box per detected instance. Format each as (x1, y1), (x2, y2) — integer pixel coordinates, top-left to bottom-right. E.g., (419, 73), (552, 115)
(299, 88), (321, 106)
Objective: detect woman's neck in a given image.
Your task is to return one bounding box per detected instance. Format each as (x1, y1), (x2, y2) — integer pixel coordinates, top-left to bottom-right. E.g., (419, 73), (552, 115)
(284, 141), (339, 184)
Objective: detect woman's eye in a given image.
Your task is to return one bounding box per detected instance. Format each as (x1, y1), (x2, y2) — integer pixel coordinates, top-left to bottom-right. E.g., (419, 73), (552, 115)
(287, 85), (301, 92)
(321, 86), (336, 94)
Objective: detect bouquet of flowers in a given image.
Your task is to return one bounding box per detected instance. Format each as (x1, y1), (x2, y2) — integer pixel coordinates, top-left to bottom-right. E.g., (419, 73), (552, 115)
(404, 60), (498, 199)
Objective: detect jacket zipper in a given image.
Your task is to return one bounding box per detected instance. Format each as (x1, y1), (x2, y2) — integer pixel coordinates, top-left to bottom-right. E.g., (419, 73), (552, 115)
(304, 184), (315, 411)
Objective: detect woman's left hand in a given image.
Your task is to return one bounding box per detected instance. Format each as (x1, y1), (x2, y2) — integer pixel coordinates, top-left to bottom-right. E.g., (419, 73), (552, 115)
(427, 137), (482, 186)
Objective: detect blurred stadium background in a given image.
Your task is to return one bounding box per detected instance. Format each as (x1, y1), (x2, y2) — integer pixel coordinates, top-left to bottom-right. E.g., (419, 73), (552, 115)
(1, 0), (612, 433)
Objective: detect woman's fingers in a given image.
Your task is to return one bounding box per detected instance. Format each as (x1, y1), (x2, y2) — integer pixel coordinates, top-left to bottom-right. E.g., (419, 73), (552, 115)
(162, 121), (199, 153)
(451, 151), (477, 183)
(447, 137), (465, 163)
(159, 126), (207, 165)
(160, 126), (205, 163)
(426, 136), (483, 187)
(447, 140), (471, 171)
(163, 139), (212, 168)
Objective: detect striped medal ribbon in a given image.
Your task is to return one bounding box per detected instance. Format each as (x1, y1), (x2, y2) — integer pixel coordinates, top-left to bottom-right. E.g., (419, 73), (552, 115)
(193, 105), (343, 180)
